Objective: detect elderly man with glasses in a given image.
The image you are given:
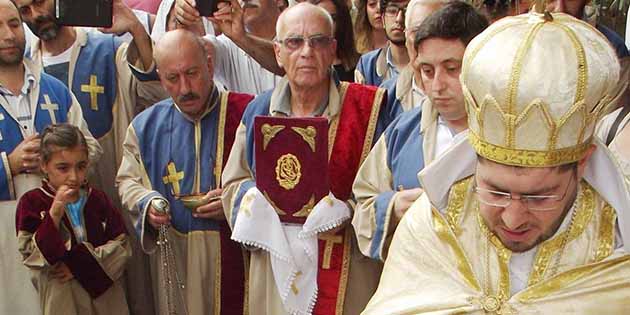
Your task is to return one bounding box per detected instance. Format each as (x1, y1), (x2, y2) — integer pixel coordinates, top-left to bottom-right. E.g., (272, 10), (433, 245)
(361, 8), (630, 315)
(221, 3), (398, 315)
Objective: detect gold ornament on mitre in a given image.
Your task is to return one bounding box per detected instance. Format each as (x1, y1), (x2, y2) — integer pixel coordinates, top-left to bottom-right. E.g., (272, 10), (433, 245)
(462, 10), (621, 167)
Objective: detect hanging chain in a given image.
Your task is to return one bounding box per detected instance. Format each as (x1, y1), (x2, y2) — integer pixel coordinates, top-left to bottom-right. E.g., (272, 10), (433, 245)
(548, 185), (581, 278)
(153, 199), (189, 315)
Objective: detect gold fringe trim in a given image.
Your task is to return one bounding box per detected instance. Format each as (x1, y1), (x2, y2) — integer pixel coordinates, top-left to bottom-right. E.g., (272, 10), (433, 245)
(432, 178), (481, 292)
(329, 83), (348, 159)
(477, 212), (512, 302)
(469, 131), (592, 167)
(214, 91), (229, 187)
(518, 255), (630, 302)
(527, 182), (594, 287)
(214, 238), (222, 315)
(335, 228), (352, 315)
(595, 204), (616, 262)
(360, 87), (386, 165)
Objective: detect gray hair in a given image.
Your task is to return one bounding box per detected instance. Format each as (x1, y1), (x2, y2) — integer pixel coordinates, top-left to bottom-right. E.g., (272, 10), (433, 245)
(276, 2), (334, 39)
(404, 0), (450, 29)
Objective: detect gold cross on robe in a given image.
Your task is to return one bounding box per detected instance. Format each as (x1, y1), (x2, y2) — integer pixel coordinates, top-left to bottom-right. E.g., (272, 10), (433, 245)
(80, 75), (104, 111)
(40, 95), (58, 124)
(291, 271), (303, 295)
(319, 234), (343, 269)
(162, 162), (184, 196)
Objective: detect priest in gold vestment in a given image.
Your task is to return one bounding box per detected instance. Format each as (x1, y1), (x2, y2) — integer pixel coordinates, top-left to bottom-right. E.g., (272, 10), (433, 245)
(362, 9), (630, 315)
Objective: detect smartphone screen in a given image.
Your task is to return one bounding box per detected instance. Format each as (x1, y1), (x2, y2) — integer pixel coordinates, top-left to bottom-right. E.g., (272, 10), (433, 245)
(55, 0), (113, 28)
(196, 0), (219, 17)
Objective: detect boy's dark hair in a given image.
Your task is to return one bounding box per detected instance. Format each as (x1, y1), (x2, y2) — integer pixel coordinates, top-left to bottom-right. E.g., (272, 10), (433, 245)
(380, 0), (406, 15)
(413, 0), (489, 51)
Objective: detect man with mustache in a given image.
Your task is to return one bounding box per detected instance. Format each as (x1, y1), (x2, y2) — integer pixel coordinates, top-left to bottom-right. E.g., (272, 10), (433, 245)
(0, 0), (101, 313)
(174, 0), (285, 94)
(355, 0), (410, 86)
(362, 8), (630, 315)
(222, 3), (398, 314)
(117, 29), (254, 315)
(352, 1), (488, 262)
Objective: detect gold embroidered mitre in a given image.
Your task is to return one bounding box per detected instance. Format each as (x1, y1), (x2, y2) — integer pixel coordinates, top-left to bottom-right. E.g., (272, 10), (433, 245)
(462, 12), (620, 167)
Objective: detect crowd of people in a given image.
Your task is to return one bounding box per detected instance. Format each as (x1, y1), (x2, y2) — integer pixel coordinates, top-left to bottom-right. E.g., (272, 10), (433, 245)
(1, 0), (629, 314)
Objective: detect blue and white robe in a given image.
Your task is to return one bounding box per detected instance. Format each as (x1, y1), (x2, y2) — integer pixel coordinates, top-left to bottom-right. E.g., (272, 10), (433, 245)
(380, 66), (424, 112)
(355, 47), (390, 87)
(0, 60), (100, 201)
(352, 99), (442, 261)
(116, 90), (252, 315)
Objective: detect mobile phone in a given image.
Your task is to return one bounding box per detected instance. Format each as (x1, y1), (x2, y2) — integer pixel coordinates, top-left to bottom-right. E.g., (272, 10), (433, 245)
(196, 0), (220, 17)
(55, 0), (113, 28)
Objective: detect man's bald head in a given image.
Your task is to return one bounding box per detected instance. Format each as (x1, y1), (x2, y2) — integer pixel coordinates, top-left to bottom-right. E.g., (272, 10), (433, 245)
(275, 2), (333, 39)
(153, 29), (215, 120)
(154, 29), (209, 69)
(405, 0), (447, 29)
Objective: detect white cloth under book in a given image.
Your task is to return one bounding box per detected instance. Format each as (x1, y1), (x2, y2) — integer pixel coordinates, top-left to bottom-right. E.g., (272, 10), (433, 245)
(231, 188), (350, 315)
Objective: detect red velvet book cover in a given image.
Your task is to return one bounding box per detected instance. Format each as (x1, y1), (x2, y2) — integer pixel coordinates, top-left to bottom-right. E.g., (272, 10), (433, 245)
(254, 116), (329, 224)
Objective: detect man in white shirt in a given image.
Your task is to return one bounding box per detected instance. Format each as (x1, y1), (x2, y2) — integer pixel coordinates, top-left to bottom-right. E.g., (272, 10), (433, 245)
(175, 0), (284, 94)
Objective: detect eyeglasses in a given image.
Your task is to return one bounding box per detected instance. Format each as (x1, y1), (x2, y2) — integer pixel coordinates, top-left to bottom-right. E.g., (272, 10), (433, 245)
(276, 35), (334, 51)
(473, 173), (575, 212)
(384, 4), (407, 18)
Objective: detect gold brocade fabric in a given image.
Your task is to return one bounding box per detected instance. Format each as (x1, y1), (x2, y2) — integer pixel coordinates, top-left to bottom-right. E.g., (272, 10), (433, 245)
(462, 13), (622, 167)
(362, 177), (630, 315)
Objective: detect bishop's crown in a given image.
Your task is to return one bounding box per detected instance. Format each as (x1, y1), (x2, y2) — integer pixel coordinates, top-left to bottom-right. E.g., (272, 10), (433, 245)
(462, 12), (621, 167)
